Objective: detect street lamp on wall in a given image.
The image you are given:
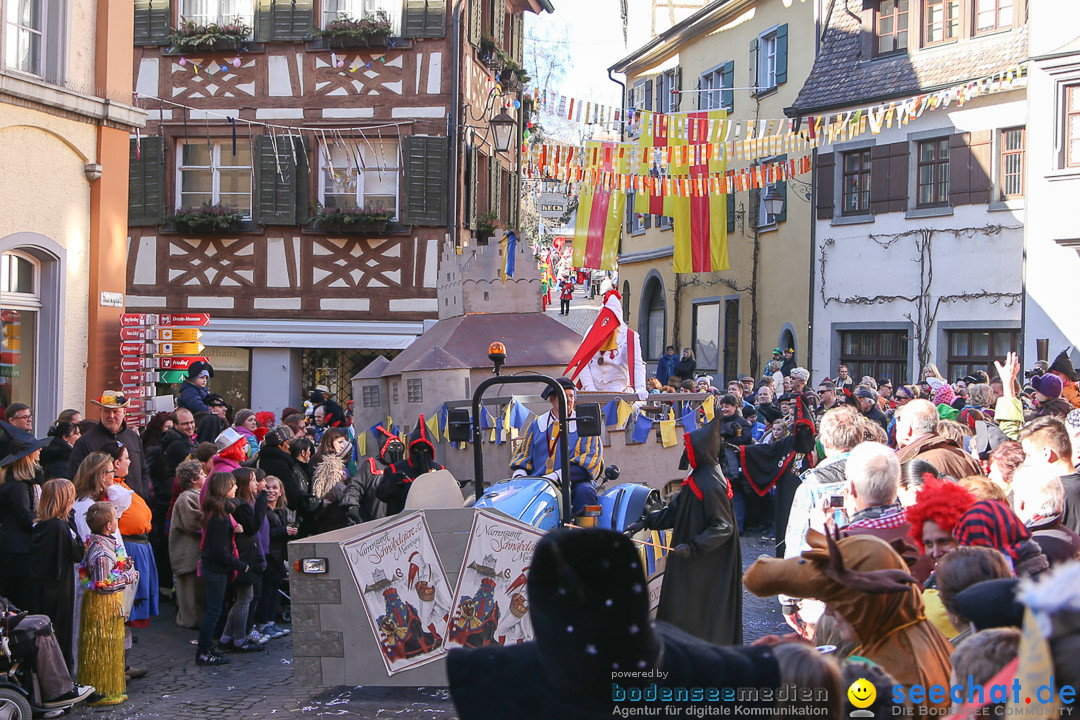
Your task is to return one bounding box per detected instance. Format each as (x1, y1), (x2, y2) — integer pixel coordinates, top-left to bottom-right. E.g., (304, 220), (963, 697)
(762, 185), (785, 218)
(489, 110), (516, 153)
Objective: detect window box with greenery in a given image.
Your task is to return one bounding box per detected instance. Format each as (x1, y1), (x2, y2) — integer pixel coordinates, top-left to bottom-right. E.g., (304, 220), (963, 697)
(310, 206), (395, 234)
(478, 35), (506, 70)
(498, 60), (529, 92)
(476, 212), (502, 244)
(169, 19), (252, 52)
(166, 204), (246, 234)
(310, 12), (393, 48)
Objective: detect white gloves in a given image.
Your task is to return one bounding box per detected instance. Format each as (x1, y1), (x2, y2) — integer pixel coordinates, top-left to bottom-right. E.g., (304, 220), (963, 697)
(511, 469), (527, 478)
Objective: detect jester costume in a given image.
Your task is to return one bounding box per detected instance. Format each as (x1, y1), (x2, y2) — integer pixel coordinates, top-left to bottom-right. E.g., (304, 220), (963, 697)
(344, 425), (402, 524)
(376, 418), (444, 516)
(378, 587), (442, 661)
(450, 578), (501, 648)
(77, 533), (138, 704)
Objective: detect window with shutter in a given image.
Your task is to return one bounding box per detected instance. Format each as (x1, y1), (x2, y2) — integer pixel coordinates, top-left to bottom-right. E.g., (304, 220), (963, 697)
(509, 170), (520, 227)
(255, 0), (314, 42)
(869, 141), (909, 215)
(511, 13), (523, 62)
(134, 0), (171, 45)
(490, 158), (502, 218)
(726, 191), (735, 232)
(672, 66), (682, 112)
(644, 79), (653, 111)
(253, 135), (297, 225)
(179, 140), (254, 217)
(816, 152), (835, 219)
(402, 135), (448, 226)
(468, 0), (482, 45)
(129, 137), (166, 226)
(748, 38), (758, 94)
(402, 0), (445, 38)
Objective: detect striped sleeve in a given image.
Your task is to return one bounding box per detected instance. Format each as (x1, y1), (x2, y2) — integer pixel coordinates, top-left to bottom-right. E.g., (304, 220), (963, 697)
(509, 423), (535, 473)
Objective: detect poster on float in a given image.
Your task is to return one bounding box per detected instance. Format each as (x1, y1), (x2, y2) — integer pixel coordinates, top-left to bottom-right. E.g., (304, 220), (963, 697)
(445, 509), (544, 650)
(340, 512), (452, 675)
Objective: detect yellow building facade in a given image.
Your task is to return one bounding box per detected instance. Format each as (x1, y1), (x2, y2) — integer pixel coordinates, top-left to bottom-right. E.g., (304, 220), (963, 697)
(610, 0), (817, 385)
(0, 0), (144, 428)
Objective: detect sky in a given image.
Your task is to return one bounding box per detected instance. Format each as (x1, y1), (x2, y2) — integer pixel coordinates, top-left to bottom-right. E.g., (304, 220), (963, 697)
(523, 0), (705, 140)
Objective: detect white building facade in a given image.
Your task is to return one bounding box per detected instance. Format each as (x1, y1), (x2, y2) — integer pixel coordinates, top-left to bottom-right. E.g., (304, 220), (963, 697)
(794, 0), (1028, 384)
(1022, 1), (1080, 366)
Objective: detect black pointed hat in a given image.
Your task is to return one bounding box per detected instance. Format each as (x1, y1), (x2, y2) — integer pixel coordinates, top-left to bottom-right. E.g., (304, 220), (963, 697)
(0, 419), (50, 467)
(1050, 349), (1077, 382)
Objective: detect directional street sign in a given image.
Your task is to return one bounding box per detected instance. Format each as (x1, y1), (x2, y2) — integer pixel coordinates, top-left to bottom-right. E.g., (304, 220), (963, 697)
(158, 370), (187, 384)
(120, 357), (153, 372)
(120, 341), (151, 356)
(120, 327), (147, 341)
(157, 356), (209, 371)
(121, 313), (211, 327)
(155, 342), (205, 356)
(154, 328), (202, 342)
(121, 371), (158, 386)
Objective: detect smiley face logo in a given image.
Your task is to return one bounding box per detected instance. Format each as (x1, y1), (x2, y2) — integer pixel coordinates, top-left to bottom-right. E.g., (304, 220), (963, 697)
(847, 678), (876, 709)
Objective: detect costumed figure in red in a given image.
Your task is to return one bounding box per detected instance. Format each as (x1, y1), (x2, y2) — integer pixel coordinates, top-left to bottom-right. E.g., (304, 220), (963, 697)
(343, 425), (403, 524)
(378, 586), (443, 661)
(450, 577), (501, 648)
(375, 417), (444, 516)
(564, 282), (647, 400)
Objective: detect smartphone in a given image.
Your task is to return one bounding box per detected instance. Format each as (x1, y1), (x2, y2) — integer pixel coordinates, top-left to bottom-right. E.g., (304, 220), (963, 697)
(828, 495), (844, 508)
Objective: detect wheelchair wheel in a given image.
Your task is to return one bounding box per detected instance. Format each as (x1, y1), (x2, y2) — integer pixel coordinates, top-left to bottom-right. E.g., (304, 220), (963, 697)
(279, 604), (291, 623)
(0, 687), (31, 720)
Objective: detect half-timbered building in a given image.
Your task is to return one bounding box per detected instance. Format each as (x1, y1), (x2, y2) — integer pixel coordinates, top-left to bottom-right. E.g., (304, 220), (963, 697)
(125, 0), (549, 412)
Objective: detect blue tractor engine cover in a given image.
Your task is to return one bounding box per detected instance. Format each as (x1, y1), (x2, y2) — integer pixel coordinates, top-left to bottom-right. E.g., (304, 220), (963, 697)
(474, 476), (562, 531)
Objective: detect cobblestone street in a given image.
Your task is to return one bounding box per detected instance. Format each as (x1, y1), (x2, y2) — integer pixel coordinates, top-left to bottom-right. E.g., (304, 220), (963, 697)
(70, 533), (785, 719)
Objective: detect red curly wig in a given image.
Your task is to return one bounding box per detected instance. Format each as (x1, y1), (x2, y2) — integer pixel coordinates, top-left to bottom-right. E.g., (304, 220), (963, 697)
(906, 475), (978, 553)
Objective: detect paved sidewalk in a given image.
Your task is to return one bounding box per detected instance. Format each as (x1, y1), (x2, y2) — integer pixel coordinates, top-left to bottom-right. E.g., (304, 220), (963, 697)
(71, 533), (785, 719)
(546, 287), (602, 336)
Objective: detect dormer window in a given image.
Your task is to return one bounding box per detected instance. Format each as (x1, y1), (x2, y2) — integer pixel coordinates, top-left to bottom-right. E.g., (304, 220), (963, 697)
(875, 0), (909, 56)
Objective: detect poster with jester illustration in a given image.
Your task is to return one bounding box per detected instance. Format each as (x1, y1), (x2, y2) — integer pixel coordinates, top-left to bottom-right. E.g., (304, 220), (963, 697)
(446, 509), (544, 650)
(340, 512), (451, 675)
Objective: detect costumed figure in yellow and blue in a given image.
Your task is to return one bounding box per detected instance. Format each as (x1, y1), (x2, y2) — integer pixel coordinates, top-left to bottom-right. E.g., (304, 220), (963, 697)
(377, 586), (443, 661)
(450, 577), (501, 648)
(509, 377), (602, 515)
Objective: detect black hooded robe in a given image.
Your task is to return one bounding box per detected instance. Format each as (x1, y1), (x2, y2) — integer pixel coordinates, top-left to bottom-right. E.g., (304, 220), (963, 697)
(643, 417), (742, 646)
(376, 417), (443, 516)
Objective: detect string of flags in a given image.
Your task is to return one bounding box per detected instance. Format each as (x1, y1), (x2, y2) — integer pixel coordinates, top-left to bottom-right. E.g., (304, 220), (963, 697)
(354, 396), (716, 457)
(534, 63), (1026, 132)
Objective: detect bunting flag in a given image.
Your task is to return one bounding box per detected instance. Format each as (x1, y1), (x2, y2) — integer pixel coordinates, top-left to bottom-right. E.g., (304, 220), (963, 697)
(480, 406), (495, 430)
(673, 110), (729, 273)
(602, 398), (621, 428)
(702, 395), (715, 423)
(500, 230), (517, 286)
(631, 413), (655, 444)
(358, 428), (367, 456)
(616, 399), (634, 429)
(640, 530), (672, 575)
(681, 408), (698, 432)
(659, 419), (678, 448)
(572, 141), (627, 271)
(508, 400), (531, 431)
(634, 112), (675, 218)
(425, 413), (441, 442)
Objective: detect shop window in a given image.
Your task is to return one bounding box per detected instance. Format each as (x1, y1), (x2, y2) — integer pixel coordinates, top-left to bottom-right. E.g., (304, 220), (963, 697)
(302, 348), (393, 408)
(0, 252), (39, 415)
(195, 346), (251, 410)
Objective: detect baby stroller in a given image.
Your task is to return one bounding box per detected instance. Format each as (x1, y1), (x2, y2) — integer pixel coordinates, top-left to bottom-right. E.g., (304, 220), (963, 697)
(0, 610), (91, 719)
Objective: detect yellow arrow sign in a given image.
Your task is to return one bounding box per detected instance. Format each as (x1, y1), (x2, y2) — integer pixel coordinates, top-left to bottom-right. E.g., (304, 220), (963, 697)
(155, 328), (203, 342)
(155, 342), (206, 356)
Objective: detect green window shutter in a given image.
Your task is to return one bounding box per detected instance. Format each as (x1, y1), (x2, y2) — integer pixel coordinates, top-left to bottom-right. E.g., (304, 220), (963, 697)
(644, 79), (653, 111)
(293, 135), (310, 223)
(726, 191), (735, 233)
(253, 135), (298, 225)
(509, 170), (520, 227)
(625, 192), (634, 234)
(749, 187), (760, 228)
(403, 0), (446, 39)
(467, 144), (478, 230)
(721, 61), (734, 112)
(469, 0), (482, 46)
(489, 157), (500, 216)
(748, 37), (758, 95)
(511, 13), (523, 62)
(403, 135), (449, 226)
(134, 0), (170, 45)
(129, 136), (165, 226)
(256, 0), (313, 42)
(776, 24), (788, 85)
(492, 0), (505, 49)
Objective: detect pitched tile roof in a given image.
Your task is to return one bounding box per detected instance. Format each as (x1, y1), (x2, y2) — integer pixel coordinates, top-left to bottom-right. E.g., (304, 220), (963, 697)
(791, 0), (1028, 114)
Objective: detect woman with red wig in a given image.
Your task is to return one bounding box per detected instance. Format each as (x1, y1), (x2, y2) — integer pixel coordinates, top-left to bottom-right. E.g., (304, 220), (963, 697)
(906, 475), (978, 640)
(208, 428), (249, 480)
(907, 476), (978, 565)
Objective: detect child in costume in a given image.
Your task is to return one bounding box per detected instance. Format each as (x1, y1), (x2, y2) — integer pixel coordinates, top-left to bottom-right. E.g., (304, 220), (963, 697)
(77, 501), (138, 706)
